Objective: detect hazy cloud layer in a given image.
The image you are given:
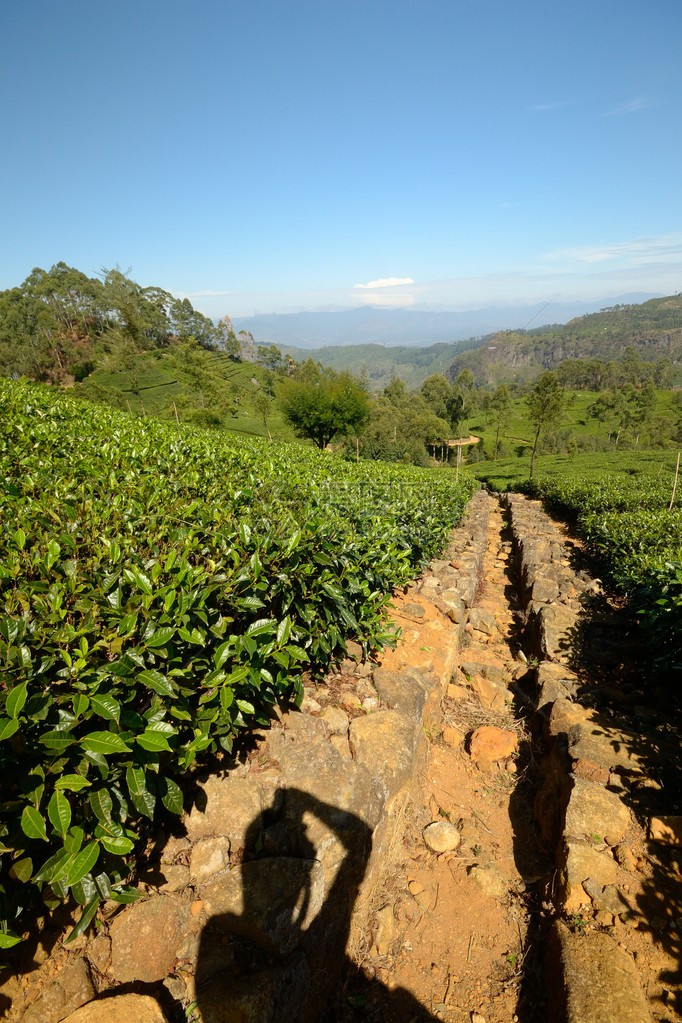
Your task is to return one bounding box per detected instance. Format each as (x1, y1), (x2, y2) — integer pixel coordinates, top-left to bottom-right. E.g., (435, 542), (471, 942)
(181, 234), (681, 318)
(353, 276), (415, 289)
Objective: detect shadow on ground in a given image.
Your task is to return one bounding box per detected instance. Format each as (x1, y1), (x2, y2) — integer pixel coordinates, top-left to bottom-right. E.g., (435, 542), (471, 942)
(194, 788), (440, 1023)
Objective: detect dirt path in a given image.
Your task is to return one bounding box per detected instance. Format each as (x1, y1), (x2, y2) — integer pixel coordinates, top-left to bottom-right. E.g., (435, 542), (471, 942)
(331, 500), (551, 1022)
(331, 494), (682, 1023)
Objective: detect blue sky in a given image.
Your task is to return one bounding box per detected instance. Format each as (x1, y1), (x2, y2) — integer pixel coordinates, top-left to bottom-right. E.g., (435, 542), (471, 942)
(2, 0), (681, 317)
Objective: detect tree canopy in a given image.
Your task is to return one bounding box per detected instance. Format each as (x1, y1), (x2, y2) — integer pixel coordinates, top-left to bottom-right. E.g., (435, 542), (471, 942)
(279, 366), (370, 449)
(0, 263), (224, 385)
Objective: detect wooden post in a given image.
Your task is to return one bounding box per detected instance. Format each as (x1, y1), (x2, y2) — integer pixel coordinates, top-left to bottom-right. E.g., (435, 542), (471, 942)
(456, 443), (462, 480)
(173, 401), (180, 425)
(669, 451), (681, 511)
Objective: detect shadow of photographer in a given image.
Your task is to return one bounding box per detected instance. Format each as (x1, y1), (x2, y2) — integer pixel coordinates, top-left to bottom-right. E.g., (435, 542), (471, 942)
(194, 786), (439, 1022)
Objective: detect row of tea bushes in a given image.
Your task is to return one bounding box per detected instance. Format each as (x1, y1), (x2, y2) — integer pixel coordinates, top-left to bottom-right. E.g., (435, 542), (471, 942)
(0, 379), (475, 947)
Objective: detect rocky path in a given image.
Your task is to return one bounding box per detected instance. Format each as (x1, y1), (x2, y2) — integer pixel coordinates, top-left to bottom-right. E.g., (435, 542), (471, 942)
(333, 493), (682, 1023)
(330, 497), (548, 1022)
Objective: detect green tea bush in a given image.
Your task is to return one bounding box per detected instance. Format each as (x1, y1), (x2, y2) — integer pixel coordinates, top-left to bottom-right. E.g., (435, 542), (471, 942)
(0, 380), (475, 946)
(516, 460), (681, 675)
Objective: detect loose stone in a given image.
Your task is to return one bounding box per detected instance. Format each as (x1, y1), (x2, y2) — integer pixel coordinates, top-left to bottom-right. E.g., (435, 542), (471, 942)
(423, 821), (461, 853)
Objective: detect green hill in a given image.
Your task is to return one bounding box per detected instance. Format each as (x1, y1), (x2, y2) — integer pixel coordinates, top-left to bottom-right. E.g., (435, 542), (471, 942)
(75, 348), (297, 440)
(447, 295), (682, 386)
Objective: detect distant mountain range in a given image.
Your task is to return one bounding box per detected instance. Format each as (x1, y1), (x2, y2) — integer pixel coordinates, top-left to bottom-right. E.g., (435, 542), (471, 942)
(233, 294), (658, 349)
(239, 293), (682, 392)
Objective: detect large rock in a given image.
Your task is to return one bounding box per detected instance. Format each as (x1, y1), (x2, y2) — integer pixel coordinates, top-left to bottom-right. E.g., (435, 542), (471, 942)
(468, 607), (497, 636)
(21, 957), (94, 1023)
(568, 723), (643, 776)
(564, 778), (630, 848)
(185, 776), (263, 853)
(372, 668), (426, 718)
(320, 705), (349, 736)
(349, 710), (416, 804)
(468, 726), (518, 766)
(559, 838), (622, 913)
(459, 661), (506, 685)
(61, 994), (168, 1023)
(266, 712), (381, 855)
(527, 603), (575, 662)
(109, 895), (189, 983)
(199, 857), (325, 954)
(547, 921), (651, 1023)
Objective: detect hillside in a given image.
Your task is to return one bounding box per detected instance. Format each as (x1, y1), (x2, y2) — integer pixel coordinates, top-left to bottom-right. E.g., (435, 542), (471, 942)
(75, 348), (297, 440)
(280, 341), (469, 391)
(447, 294), (682, 385)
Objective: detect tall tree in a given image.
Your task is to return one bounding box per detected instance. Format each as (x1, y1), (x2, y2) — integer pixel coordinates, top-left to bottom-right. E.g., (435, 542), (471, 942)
(527, 372), (565, 478)
(279, 368), (370, 449)
(489, 383), (512, 458)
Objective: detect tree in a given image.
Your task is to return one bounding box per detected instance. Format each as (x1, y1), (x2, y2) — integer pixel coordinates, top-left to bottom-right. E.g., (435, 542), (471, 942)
(279, 368), (370, 449)
(252, 389), (274, 441)
(526, 372), (565, 478)
(489, 383), (512, 458)
(420, 374), (452, 420)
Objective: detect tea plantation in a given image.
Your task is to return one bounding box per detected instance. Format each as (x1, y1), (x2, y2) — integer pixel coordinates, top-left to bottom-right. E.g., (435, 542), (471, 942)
(475, 451), (682, 673)
(0, 379), (475, 946)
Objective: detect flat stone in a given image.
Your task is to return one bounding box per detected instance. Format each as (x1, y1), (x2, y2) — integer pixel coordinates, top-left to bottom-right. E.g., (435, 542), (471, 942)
(568, 723), (643, 776)
(158, 863), (190, 893)
(582, 879), (632, 916)
(266, 718), (381, 854)
(109, 896), (189, 983)
(373, 904), (396, 955)
(372, 668), (426, 718)
(564, 778), (630, 847)
(548, 698), (595, 738)
(442, 725), (464, 747)
(534, 603), (576, 661)
(649, 815), (682, 845)
(446, 683), (468, 701)
(560, 839), (621, 912)
(190, 836), (230, 883)
(22, 957), (95, 1023)
(531, 575), (560, 603)
(199, 857), (325, 955)
(320, 705), (349, 736)
(423, 821), (461, 853)
(349, 710), (416, 804)
(459, 661), (506, 685)
(468, 608), (497, 635)
(469, 726), (518, 766)
(470, 674), (507, 711)
(61, 994), (168, 1023)
(185, 775), (263, 851)
(468, 864), (507, 901)
(195, 958), (310, 1023)
(345, 639), (364, 660)
(401, 602), (426, 619)
(547, 921), (651, 1023)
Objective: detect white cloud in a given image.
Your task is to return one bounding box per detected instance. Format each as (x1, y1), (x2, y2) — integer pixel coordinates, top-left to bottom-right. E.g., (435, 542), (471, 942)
(353, 276), (415, 289)
(530, 100), (572, 112)
(545, 234), (682, 266)
(603, 97), (651, 116)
